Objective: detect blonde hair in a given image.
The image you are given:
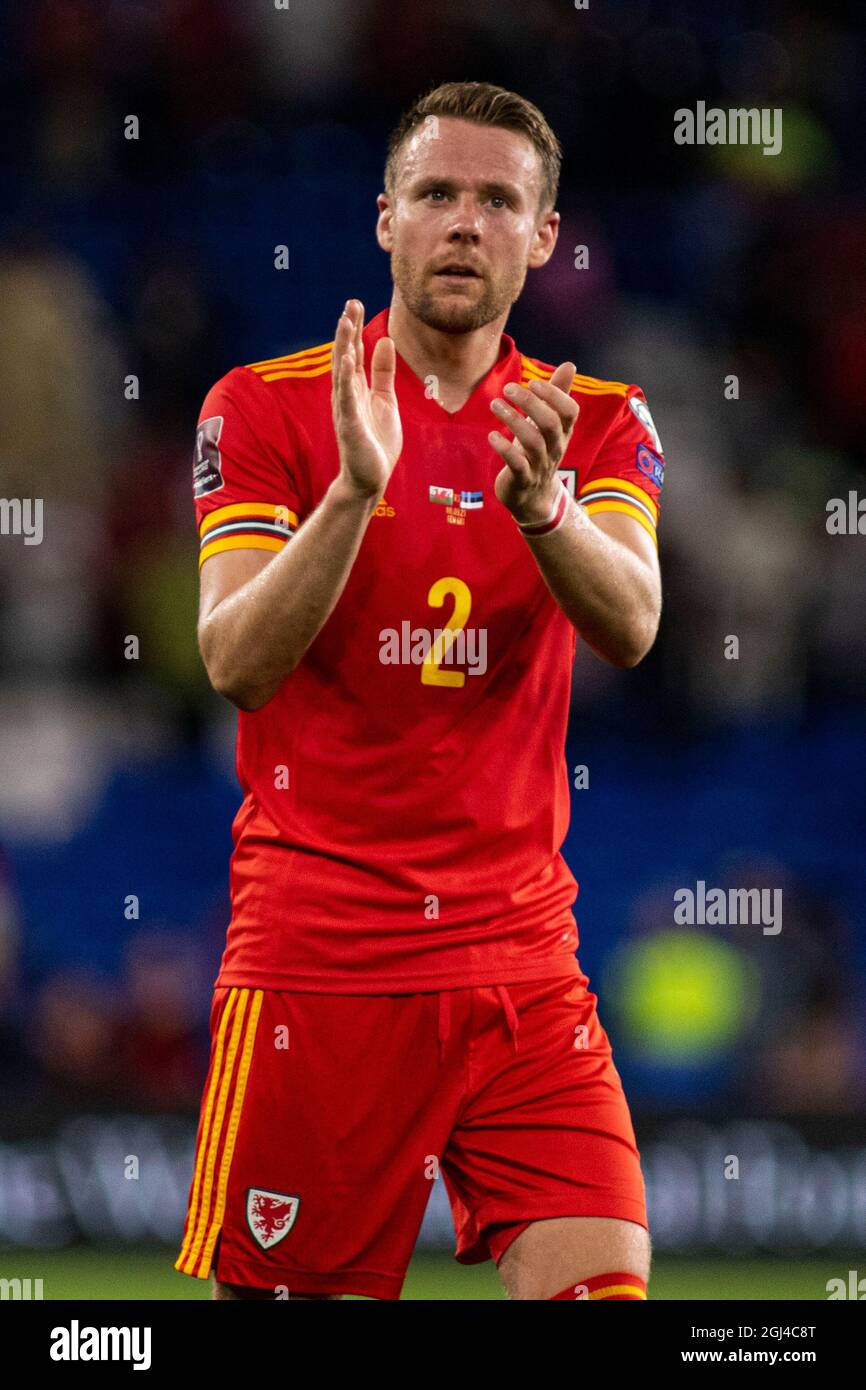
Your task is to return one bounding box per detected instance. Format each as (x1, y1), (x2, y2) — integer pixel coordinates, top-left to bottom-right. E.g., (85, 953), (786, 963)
(385, 81), (562, 212)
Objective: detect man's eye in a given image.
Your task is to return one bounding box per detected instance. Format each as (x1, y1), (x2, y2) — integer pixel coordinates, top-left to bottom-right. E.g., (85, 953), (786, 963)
(426, 189), (446, 201)
(490, 196), (507, 209)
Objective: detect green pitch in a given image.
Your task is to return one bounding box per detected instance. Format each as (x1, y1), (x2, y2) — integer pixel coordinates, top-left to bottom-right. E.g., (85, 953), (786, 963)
(0, 1249), (848, 1300)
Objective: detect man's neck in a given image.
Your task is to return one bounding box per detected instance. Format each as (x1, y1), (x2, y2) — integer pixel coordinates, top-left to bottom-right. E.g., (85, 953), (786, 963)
(386, 293), (508, 414)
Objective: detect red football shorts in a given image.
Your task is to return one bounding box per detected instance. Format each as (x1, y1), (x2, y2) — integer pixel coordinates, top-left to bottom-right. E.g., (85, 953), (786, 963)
(175, 972), (647, 1299)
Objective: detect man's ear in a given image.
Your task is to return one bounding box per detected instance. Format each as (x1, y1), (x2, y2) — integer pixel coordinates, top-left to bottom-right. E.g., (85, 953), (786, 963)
(528, 209), (560, 270)
(376, 193), (393, 253)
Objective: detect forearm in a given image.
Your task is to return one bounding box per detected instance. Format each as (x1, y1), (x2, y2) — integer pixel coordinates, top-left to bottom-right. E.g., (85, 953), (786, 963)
(521, 494), (661, 667)
(200, 477), (379, 709)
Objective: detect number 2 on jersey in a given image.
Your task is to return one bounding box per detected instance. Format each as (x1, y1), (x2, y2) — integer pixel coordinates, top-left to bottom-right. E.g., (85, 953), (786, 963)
(421, 576), (471, 689)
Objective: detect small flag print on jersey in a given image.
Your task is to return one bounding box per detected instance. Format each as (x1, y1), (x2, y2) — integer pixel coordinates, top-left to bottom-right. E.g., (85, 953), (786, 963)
(246, 1188), (300, 1250)
(429, 486), (454, 505)
(460, 490), (484, 509)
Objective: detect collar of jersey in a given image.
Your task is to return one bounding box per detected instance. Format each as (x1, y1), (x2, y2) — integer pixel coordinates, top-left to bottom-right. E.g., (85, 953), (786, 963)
(363, 307), (522, 426)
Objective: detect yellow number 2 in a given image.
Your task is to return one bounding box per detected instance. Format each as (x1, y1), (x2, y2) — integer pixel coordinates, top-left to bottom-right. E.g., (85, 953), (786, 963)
(421, 576), (471, 689)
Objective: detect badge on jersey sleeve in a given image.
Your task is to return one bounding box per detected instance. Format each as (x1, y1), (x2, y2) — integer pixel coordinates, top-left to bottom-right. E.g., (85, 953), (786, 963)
(635, 443), (665, 488)
(193, 416), (225, 498)
(246, 1187), (300, 1249)
(628, 396), (663, 455)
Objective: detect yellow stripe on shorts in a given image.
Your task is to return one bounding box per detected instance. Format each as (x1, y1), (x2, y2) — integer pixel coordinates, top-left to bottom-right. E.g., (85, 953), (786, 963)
(175, 989), (262, 1278)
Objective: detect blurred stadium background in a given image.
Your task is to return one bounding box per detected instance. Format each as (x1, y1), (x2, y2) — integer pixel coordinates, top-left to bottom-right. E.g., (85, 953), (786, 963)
(0, 0), (864, 1300)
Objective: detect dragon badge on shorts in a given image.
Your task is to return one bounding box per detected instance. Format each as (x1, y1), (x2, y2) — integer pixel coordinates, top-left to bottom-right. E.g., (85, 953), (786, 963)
(246, 1188), (300, 1250)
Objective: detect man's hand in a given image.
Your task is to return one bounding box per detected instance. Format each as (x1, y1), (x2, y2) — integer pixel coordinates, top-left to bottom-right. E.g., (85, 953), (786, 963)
(332, 299), (403, 501)
(489, 361), (579, 525)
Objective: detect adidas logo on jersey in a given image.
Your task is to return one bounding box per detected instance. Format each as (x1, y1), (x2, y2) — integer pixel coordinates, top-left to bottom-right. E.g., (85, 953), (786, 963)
(374, 496), (396, 518)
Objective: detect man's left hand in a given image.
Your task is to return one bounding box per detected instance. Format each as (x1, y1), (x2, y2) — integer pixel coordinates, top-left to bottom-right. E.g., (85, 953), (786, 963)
(489, 361), (579, 526)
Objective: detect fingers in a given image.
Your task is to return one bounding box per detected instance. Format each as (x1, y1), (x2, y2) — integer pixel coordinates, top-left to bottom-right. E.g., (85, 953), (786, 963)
(331, 321), (345, 412)
(349, 299), (365, 376)
(332, 304), (353, 381)
(488, 430), (533, 485)
(335, 337), (360, 423)
(493, 385), (566, 467)
(490, 397), (545, 467)
(550, 359), (578, 393)
(527, 374), (580, 437)
(489, 370), (580, 471)
(333, 300), (364, 371)
(335, 307), (365, 414)
(336, 299), (394, 398)
(370, 335), (396, 395)
(332, 300), (369, 421)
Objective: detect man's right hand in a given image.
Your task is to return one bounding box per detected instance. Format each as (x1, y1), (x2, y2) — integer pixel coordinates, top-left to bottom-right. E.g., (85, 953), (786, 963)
(331, 300), (403, 500)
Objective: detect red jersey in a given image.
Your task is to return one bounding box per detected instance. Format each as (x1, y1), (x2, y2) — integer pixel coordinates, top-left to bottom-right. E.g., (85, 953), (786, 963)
(192, 307), (665, 992)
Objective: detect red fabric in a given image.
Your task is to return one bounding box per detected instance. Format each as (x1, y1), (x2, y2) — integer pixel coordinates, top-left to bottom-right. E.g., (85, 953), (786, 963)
(551, 1271), (648, 1300)
(193, 308), (663, 992)
(175, 974), (648, 1299)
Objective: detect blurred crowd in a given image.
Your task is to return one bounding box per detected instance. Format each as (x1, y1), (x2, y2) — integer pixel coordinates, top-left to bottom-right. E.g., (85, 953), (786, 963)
(0, 0), (864, 1121)
(0, 853), (211, 1115)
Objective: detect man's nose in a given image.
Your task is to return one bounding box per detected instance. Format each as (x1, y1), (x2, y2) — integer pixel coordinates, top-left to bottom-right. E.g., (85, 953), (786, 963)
(446, 196), (482, 241)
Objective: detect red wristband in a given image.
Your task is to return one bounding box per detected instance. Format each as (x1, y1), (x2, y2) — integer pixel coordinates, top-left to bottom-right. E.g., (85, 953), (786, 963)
(516, 479), (569, 537)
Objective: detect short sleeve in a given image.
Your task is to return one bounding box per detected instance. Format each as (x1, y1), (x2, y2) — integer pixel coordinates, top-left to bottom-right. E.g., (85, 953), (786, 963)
(192, 366), (303, 571)
(578, 387), (666, 547)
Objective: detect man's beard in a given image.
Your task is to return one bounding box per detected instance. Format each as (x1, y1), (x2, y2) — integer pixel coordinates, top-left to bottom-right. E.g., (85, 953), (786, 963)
(391, 246), (527, 334)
